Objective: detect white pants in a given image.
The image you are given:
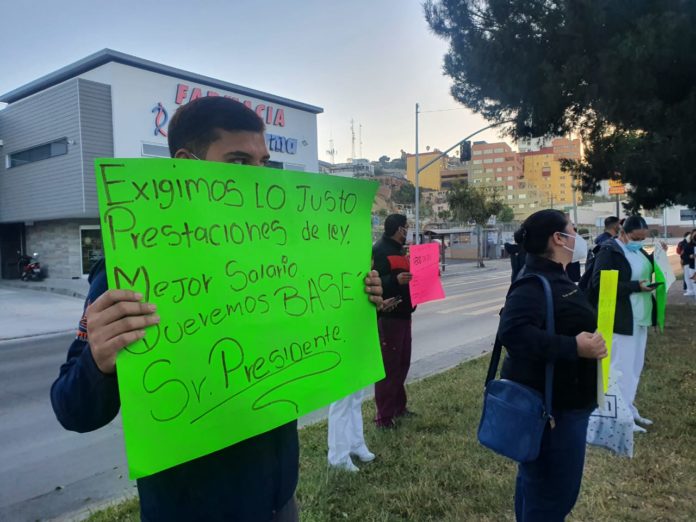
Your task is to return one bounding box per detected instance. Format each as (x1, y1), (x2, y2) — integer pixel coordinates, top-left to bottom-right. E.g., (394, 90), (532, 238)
(327, 388), (369, 466)
(685, 266), (696, 296)
(611, 323), (649, 419)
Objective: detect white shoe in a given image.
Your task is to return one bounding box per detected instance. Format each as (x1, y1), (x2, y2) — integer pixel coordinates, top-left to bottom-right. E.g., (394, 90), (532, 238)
(634, 414), (653, 426)
(350, 447), (376, 463)
(684, 291), (695, 296)
(330, 459), (359, 472)
(633, 423), (647, 434)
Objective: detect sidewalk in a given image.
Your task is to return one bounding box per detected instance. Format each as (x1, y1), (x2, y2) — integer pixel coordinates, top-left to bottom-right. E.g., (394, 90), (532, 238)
(0, 286), (85, 341)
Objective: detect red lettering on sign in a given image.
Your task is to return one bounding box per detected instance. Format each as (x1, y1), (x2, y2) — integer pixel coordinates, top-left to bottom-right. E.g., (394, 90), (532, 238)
(172, 85), (287, 126)
(175, 84), (189, 105)
(274, 109), (285, 127)
(189, 88), (202, 101)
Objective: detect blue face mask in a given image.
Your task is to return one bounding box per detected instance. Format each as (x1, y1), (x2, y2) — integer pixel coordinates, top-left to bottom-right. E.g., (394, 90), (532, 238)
(626, 241), (644, 252)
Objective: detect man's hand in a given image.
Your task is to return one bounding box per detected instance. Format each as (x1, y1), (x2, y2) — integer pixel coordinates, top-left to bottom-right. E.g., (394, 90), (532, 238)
(576, 332), (608, 359)
(86, 290), (160, 374)
(396, 272), (412, 285)
(364, 270), (383, 309)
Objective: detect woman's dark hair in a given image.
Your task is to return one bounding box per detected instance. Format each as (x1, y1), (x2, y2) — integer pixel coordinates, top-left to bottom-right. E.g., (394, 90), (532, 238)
(167, 97), (266, 157)
(514, 209), (568, 255)
(384, 214), (407, 236)
(622, 216), (648, 234)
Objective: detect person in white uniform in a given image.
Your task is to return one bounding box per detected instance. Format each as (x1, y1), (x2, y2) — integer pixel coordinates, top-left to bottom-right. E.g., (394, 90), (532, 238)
(327, 388), (375, 472)
(591, 216), (663, 433)
(326, 295), (402, 471)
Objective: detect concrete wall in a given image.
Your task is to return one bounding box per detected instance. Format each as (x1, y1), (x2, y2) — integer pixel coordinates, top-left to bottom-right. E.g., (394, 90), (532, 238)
(25, 219), (99, 278)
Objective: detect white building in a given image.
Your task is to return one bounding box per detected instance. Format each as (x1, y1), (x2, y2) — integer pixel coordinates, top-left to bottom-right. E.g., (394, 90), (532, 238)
(0, 49), (323, 279)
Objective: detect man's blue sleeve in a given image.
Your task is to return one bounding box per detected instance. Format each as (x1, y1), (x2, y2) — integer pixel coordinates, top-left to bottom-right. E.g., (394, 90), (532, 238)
(50, 269), (121, 433)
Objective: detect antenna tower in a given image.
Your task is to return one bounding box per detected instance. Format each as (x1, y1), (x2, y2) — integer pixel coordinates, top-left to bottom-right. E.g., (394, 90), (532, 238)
(350, 119), (356, 161)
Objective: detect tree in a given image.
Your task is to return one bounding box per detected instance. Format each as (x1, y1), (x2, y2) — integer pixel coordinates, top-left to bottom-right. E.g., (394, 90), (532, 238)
(392, 183), (416, 205)
(378, 155), (391, 165)
(424, 0), (696, 210)
(446, 183), (503, 267)
(498, 205), (515, 223)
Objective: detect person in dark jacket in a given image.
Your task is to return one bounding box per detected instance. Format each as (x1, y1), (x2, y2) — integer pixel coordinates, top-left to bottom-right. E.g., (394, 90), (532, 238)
(498, 209), (607, 522)
(594, 216), (620, 246)
(590, 216), (661, 432)
(372, 214), (415, 428)
(50, 97), (384, 522)
(680, 229), (696, 298)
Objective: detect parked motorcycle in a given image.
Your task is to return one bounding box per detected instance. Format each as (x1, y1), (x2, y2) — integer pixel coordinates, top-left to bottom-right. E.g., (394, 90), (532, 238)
(17, 251), (44, 281)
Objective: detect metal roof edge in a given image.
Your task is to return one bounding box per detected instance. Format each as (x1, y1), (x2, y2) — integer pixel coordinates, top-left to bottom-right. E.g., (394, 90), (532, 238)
(0, 49), (324, 114)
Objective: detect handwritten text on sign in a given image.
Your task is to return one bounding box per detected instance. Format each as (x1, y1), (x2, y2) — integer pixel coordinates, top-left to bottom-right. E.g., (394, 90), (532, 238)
(409, 243), (445, 306)
(95, 159), (383, 479)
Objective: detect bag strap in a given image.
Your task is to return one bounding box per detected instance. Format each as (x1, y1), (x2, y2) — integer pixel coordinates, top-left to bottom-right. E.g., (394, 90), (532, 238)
(485, 273), (556, 422)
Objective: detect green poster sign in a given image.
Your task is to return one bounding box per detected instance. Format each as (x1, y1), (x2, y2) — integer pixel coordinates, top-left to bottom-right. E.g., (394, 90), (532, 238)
(95, 159), (383, 479)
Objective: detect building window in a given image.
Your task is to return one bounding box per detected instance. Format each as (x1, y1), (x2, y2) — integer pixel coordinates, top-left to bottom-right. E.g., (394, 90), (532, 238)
(80, 226), (104, 276)
(473, 150), (482, 156)
(507, 185), (513, 190)
(496, 177), (503, 182)
(494, 157), (504, 163)
(142, 143), (170, 158)
(507, 176), (514, 180)
(494, 148), (504, 153)
(507, 194), (513, 200)
(519, 193), (527, 199)
(507, 166), (513, 172)
(473, 159), (483, 165)
(483, 158), (493, 164)
(8, 138), (69, 168)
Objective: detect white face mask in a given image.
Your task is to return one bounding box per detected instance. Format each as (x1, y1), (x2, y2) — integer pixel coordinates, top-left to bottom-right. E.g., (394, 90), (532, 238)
(560, 232), (588, 263)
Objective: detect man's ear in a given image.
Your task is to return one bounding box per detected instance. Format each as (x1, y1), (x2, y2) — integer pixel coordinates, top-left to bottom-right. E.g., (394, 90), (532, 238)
(174, 148), (193, 159)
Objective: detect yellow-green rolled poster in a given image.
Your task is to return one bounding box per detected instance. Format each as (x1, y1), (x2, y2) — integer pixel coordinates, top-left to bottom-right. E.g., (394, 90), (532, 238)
(94, 159), (383, 479)
(596, 270), (619, 393)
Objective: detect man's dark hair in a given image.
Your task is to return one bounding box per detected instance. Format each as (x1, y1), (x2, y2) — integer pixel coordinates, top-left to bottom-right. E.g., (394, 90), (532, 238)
(167, 97), (265, 158)
(384, 214), (407, 237)
(514, 209), (568, 256)
(623, 216), (648, 233)
(604, 216), (620, 229)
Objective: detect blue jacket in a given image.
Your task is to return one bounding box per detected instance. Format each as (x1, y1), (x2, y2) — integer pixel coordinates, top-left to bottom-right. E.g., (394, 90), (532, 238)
(50, 261), (298, 521)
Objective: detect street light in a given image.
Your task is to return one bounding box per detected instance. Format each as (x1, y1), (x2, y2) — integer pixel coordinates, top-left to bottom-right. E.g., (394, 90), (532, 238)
(414, 103), (513, 244)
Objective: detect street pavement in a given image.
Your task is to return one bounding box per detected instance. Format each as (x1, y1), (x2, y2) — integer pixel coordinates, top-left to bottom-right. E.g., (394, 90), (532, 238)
(0, 261), (511, 521)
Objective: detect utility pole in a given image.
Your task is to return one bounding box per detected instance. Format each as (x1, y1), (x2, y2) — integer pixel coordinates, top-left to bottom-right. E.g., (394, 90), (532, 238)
(571, 178), (578, 225)
(415, 103), (420, 244)
(359, 123), (363, 159)
(615, 194), (620, 217)
(326, 138), (337, 165)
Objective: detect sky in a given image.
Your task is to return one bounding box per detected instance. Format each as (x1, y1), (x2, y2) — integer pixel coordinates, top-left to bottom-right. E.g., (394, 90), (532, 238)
(0, 0), (506, 163)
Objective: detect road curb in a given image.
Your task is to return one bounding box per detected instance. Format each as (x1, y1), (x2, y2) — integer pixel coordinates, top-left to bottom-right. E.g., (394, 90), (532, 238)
(0, 330), (74, 344)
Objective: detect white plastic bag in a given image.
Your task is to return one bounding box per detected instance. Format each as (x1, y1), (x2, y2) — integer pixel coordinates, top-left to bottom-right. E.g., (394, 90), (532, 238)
(586, 374), (634, 457)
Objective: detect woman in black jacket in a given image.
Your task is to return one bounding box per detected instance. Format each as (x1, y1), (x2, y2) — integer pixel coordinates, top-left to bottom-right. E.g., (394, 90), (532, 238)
(681, 230), (696, 298)
(590, 216), (660, 430)
(499, 209), (607, 522)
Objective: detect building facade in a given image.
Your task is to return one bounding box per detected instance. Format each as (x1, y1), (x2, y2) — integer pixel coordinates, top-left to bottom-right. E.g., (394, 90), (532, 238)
(0, 49), (322, 279)
(521, 137), (582, 210)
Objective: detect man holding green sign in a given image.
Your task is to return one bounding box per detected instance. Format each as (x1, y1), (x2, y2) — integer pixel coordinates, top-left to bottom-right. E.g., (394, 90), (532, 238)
(51, 97), (384, 522)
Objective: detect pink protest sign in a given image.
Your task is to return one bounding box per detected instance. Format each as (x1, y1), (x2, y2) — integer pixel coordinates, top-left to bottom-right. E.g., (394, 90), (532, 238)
(409, 242), (445, 306)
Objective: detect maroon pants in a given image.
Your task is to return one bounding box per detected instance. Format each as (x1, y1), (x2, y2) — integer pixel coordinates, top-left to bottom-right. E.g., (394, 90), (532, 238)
(374, 316), (412, 426)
